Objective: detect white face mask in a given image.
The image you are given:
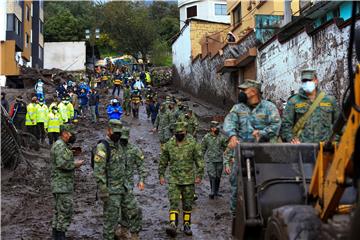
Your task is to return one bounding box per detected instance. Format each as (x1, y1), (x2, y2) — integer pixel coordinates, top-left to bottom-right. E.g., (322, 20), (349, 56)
(302, 81), (316, 93)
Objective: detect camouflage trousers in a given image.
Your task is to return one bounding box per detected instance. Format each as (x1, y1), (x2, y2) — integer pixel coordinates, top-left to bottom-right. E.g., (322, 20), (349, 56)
(103, 194), (122, 240)
(229, 159), (239, 215)
(123, 100), (131, 114)
(52, 193), (73, 232)
(119, 190), (142, 233)
(168, 184), (195, 212)
(207, 161), (223, 178)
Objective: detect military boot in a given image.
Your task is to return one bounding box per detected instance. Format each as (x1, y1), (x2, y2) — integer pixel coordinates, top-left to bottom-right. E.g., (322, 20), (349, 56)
(165, 210), (178, 237)
(183, 211), (192, 236)
(52, 228), (57, 240)
(209, 177), (215, 199)
(57, 231), (66, 240)
(215, 177), (223, 197)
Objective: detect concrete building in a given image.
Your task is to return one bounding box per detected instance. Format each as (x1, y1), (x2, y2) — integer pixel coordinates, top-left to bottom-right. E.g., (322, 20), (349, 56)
(172, 0), (231, 82)
(0, 0), (44, 86)
(179, 0), (230, 28)
(44, 42), (86, 71)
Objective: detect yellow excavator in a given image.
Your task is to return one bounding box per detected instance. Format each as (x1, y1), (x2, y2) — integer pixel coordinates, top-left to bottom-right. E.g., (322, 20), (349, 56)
(232, 2), (360, 239)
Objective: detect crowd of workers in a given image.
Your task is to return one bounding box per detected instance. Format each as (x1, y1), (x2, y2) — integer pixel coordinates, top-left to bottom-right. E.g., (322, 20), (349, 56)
(1, 66), (339, 239)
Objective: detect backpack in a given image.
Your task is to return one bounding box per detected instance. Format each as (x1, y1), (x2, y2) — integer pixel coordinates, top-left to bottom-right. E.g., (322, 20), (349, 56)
(91, 140), (111, 170)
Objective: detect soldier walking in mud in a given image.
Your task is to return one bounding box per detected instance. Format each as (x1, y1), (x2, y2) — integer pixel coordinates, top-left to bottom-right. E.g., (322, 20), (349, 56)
(201, 121), (227, 199)
(116, 127), (146, 240)
(93, 119), (125, 240)
(51, 125), (84, 240)
(153, 102), (172, 148)
(158, 122), (204, 237)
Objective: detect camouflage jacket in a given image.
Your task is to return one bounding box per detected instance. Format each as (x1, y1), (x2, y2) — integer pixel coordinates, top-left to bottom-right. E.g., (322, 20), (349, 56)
(154, 109), (172, 143)
(159, 135), (204, 185)
(223, 100), (281, 142)
(178, 114), (199, 136)
(93, 137), (125, 194)
(121, 143), (146, 190)
(280, 89), (338, 143)
(123, 88), (131, 101)
(201, 133), (227, 163)
(51, 139), (75, 193)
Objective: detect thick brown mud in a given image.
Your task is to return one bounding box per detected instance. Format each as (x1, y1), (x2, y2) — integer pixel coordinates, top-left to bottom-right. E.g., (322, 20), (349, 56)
(1, 87), (232, 240)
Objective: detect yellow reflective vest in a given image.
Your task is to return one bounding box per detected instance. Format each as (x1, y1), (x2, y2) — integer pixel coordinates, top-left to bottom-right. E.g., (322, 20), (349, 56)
(113, 79), (122, 85)
(36, 104), (49, 123)
(25, 103), (37, 126)
(66, 102), (74, 120)
(46, 111), (62, 133)
(58, 102), (69, 122)
(145, 72), (151, 84)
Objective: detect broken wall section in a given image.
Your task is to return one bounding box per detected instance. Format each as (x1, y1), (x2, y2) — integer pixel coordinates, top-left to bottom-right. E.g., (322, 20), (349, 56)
(258, 20), (360, 103)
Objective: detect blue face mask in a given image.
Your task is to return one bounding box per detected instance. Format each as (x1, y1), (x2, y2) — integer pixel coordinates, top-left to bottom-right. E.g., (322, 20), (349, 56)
(302, 81), (316, 93)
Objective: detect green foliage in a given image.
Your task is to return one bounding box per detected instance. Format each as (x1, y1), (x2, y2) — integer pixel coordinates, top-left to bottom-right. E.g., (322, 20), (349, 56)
(44, 9), (79, 41)
(151, 39), (172, 66)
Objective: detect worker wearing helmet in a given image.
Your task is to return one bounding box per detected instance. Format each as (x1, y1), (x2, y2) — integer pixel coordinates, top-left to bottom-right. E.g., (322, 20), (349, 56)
(46, 105), (62, 145)
(36, 97), (49, 143)
(35, 78), (45, 100)
(26, 96), (38, 138)
(107, 98), (123, 120)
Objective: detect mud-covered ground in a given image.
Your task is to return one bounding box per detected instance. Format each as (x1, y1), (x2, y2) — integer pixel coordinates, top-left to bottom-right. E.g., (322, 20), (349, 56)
(1, 86), (232, 240)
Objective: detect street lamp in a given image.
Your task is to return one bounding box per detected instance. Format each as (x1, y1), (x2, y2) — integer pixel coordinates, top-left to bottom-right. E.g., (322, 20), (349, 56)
(85, 28), (100, 69)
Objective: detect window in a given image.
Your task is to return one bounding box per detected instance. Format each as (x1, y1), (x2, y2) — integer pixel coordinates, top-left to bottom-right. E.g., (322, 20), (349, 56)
(232, 4), (241, 25)
(39, 46), (43, 60)
(215, 4), (227, 15)
(26, 33), (29, 47)
(187, 6), (197, 18)
(39, 20), (43, 34)
(6, 14), (14, 31)
(26, 5), (30, 21)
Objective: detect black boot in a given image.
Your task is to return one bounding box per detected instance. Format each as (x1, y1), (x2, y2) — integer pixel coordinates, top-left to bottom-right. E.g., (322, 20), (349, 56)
(209, 177), (215, 199)
(58, 231), (66, 240)
(52, 228), (57, 240)
(166, 210), (178, 237)
(183, 211), (193, 236)
(215, 177), (222, 197)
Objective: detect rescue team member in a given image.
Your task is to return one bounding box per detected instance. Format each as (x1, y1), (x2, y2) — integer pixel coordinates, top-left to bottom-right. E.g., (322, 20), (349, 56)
(158, 122), (204, 237)
(46, 106), (62, 145)
(201, 121), (227, 199)
(281, 69), (339, 143)
(26, 96), (38, 138)
(9, 96), (27, 130)
(36, 97), (49, 143)
(113, 69), (122, 96)
(223, 79), (281, 216)
(51, 125), (84, 240)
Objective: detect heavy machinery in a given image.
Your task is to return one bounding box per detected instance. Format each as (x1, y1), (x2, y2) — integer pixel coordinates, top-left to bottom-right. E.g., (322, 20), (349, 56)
(232, 2), (360, 239)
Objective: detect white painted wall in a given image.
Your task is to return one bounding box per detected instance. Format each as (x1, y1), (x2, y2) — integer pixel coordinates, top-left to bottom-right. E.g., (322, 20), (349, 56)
(179, 0), (229, 28)
(0, 1), (7, 41)
(172, 25), (192, 75)
(44, 42), (86, 71)
(257, 20), (360, 102)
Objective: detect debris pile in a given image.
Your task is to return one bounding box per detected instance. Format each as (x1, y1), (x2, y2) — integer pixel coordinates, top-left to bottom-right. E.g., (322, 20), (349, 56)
(150, 67), (173, 86)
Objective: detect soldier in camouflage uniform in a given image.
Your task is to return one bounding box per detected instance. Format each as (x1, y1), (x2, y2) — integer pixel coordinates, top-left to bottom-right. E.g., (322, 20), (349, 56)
(223, 79), (281, 215)
(281, 69), (339, 143)
(116, 127), (146, 240)
(178, 108), (199, 138)
(123, 84), (132, 116)
(158, 122), (204, 237)
(153, 102), (172, 146)
(93, 119), (125, 240)
(201, 121), (227, 199)
(51, 125), (84, 240)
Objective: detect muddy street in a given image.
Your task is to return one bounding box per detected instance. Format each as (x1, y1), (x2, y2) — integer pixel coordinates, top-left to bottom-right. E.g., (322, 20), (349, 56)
(1, 87), (232, 240)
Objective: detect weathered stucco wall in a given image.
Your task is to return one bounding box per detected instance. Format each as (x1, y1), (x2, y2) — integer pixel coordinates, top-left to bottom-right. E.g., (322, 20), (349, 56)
(173, 31), (257, 109)
(258, 20), (360, 103)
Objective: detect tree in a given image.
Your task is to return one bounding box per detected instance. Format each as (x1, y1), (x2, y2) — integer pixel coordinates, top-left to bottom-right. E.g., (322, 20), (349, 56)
(44, 9), (79, 41)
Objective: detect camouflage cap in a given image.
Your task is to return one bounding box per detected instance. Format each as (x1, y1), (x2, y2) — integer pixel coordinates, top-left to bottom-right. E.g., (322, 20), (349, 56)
(165, 96), (171, 101)
(108, 119), (123, 133)
(174, 121), (188, 133)
(60, 124), (75, 135)
(210, 120), (220, 128)
(120, 127), (130, 140)
(238, 79), (261, 90)
(301, 69), (316, 80)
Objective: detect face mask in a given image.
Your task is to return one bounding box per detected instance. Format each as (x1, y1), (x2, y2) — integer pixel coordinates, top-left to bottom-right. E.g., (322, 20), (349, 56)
(214, 129), (220, 135)
(185, 114), (190, 119)
(238, 91), (248, 103)
(175, 133), (185, 142)
(39, 102), (44, 105)
(120, 139), (128, 146)
(68, 134), (76, 144)
(302, 81), (316, 93)
(110, 132), (121, 143)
